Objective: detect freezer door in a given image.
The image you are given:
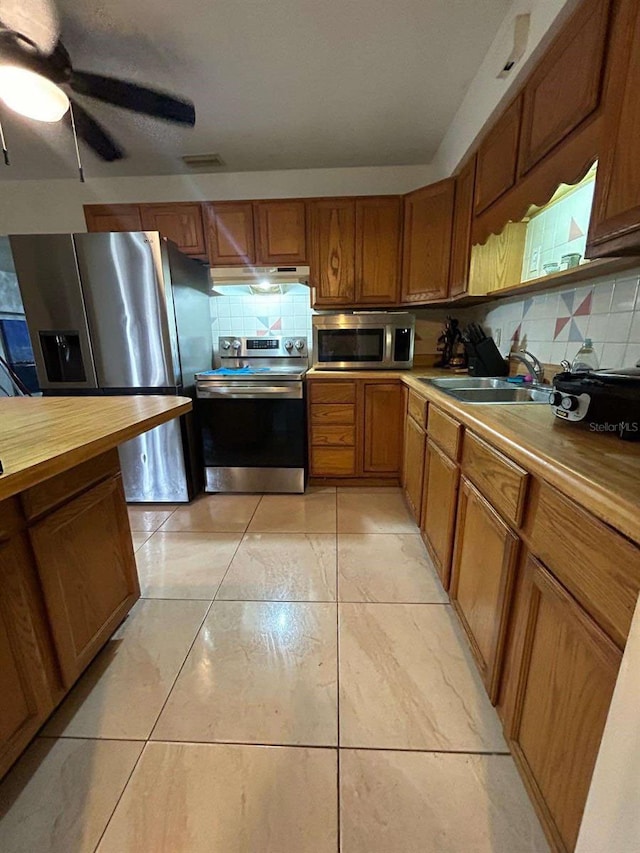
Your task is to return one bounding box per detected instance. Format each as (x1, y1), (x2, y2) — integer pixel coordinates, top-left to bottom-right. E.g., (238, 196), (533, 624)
(74, 232), (180, 389)
(118, 418), (189, 503)
(9, 234), (98, 390)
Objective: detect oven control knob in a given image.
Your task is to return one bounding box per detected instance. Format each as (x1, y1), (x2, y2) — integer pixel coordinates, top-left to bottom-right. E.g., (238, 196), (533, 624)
(284, 339), (294, 351)
(560, 394), (579, 412)
(549, 391), (562, 406)
(221, 340), (231, 350)
(231, 339), (241, 351)
(294, 339), (306, 351)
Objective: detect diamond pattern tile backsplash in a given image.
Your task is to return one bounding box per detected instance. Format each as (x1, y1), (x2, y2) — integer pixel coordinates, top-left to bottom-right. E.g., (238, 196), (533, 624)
(209, 292), (314, 357)
(468, 266), (640, 369)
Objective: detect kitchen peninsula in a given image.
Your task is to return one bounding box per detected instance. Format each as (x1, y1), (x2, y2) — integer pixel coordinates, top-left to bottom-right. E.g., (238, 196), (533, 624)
(0, 395), (191, 778)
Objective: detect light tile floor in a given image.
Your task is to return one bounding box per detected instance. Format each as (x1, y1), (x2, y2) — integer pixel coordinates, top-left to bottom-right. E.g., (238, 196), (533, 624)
(0, 488), (549, 853)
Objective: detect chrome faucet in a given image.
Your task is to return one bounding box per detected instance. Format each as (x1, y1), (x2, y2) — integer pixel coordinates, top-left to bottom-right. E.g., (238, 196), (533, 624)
(510, 349), (545, 383)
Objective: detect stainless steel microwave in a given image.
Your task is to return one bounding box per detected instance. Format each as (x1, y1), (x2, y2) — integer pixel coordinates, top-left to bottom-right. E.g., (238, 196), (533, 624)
(312, 312), (415, 370)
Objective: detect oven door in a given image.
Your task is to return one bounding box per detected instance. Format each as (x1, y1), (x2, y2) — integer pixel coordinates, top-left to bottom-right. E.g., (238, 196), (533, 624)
(313, 325), (388, 369)
(196, 381), (306, 493)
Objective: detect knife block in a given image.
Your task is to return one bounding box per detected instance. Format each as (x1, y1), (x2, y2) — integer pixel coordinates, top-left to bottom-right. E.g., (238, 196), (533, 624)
(464, 338), (509, 377)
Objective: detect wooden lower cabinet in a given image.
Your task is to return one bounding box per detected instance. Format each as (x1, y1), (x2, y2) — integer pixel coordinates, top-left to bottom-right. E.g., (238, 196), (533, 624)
(420, 439), (459, 589)
(402, 414), (426, 521)
(505, 554), (621, 852)
(449, 478), (519, 702)
(0, 532), (57, 778)
(363, 382), (403, 473)
(308, 379), (403, 480)
(28, 475), (140, 688)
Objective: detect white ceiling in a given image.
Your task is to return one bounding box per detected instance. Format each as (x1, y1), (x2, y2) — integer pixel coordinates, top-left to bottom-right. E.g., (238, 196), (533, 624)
(0, 0), (511, 180)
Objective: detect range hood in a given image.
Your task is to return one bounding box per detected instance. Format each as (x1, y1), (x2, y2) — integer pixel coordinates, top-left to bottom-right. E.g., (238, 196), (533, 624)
(210, 265), (310, 295)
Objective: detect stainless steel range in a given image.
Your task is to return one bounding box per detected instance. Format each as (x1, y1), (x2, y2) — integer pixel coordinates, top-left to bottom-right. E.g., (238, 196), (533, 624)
(195, 336), (309, 493)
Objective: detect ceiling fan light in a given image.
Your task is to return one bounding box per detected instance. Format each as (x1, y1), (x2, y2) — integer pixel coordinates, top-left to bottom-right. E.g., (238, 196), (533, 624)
(0, 65), (69, 122)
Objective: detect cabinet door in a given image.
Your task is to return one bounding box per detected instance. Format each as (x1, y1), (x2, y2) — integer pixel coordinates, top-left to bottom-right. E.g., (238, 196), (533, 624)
(310, 199), (356, 306)
(507, 555), (621, 852)
(449, 478), (519, 702)
(84, 204), (142, 232)
(448, 156), (476, 298)
(421, 439), (459, 589)
(205, 202), (256, 265)
(518, 0), (610, 175)
(401, 179), (454, 303)
(355, 197), (402, 305)
(363, 382), (403, 473)
(140, 203), (205, 255)
(29, 476), (140, 688)
(255, 201), (307, 265)
(0, 532), (56, 778)
(587, 0), (640, 257)
(474, 96), (523, 214)
(402, 415), (426, 521)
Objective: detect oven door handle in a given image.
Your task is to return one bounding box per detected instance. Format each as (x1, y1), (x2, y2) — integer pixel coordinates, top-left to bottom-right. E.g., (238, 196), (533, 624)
(197, 385), (303, 400)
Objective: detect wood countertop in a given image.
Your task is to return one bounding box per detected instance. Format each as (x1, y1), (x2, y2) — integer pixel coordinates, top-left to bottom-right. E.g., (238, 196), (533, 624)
(306, 368), (640, 545)
(0, 396), (192, 502)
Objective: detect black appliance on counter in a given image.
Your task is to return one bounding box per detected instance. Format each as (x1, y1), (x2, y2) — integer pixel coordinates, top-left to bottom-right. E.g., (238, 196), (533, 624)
(195, 336), (309, 493)
(549, 367), (640, 441)
(462, 323), (508, 377)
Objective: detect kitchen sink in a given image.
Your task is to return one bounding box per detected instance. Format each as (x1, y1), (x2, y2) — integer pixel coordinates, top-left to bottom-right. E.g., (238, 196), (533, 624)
(426, 377), (515, 390)
(420, 377), (550, 404)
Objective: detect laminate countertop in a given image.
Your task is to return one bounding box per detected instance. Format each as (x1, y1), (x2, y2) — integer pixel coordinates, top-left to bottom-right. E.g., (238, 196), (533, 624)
(0, 396), (192, 502)
(306, 368), (640, 546)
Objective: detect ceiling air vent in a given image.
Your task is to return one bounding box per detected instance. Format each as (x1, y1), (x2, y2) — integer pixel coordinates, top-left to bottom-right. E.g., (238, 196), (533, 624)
(181, 153), (225, 170)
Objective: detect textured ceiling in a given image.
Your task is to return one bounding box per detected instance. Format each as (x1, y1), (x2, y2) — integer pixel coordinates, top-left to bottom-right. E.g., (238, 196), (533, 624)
(0, 0), (511, 180)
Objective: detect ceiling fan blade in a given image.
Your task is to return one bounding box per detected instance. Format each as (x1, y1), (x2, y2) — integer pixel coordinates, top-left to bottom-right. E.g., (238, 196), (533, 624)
(69, 71), (195, 126)
(0, 0), (60, 54)
(68, 98), (124, 162)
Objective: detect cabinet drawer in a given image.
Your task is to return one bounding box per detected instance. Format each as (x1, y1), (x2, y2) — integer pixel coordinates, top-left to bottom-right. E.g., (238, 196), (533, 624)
(310, 447), (356, 476)
(310, 404), (356, 425)
(462, 433), (528, 526)
(407, 390), (428, 428)
(309, 381), (356, 405)
(525, 482), (640, 648)
(21, 449), (121, 522)
(428, 406), (462, 460)
(311, 425), (356, 447)
(0, 498), (24, 540)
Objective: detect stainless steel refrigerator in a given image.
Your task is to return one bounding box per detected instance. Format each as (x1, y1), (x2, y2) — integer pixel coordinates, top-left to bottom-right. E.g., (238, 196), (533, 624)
(9, 231), (212, 503)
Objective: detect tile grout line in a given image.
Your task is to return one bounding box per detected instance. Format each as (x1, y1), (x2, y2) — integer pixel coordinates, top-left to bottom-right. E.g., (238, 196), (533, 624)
(39, 733), (511, 756)
(93, 497), (266, 850)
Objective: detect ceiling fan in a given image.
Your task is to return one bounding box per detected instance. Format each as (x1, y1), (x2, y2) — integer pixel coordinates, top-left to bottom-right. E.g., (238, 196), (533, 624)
(0, 0), (195, 166)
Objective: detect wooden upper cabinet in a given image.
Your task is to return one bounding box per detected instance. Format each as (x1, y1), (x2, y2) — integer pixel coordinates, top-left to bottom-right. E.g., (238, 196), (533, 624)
(506, 555), (621, 852)
(84, 204), (143, 233)
(474, 96), (523, 215)
(254, 200), (307, 265)
(355, 197), (402, 305)
(309, 199), (356, 305)
(205, 202), (256, 266)
(140, 203), (206, 255)
(362, 382), (403, 473)
(587, 0), (640, 257)
(448, 156), (476, 298)
(401, 179), (455, 303)
(519, 0), (610, 176)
